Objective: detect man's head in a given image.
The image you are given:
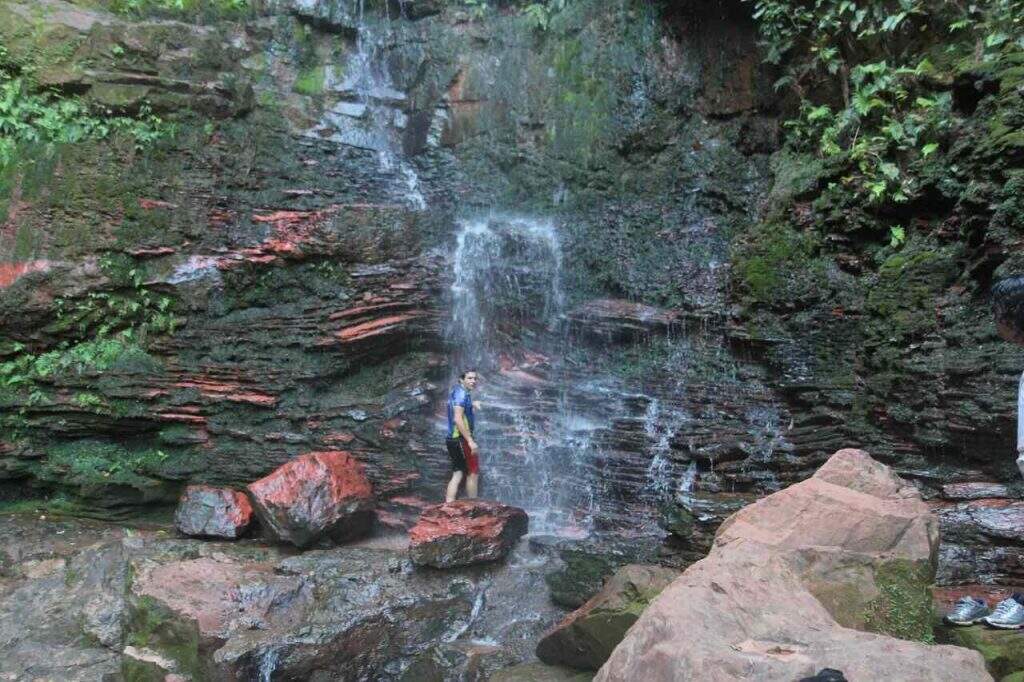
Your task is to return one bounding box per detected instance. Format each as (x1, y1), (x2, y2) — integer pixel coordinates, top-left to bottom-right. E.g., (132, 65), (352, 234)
(459, 369), (478, 390)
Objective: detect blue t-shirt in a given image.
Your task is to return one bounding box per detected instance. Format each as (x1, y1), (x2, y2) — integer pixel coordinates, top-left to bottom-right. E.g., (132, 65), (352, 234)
(446, 385), (474, 438)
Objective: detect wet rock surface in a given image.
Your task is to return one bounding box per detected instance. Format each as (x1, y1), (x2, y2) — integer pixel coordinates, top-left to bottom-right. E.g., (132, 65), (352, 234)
(536, 564), (677, 671)
(0, 513), (570, 681)
(247, 450), (376, 548)
(935, 496), (1024, 585)
(596, 450), (991, 681)
(409, 500), (529, 569)
(174, 485), (253, 539)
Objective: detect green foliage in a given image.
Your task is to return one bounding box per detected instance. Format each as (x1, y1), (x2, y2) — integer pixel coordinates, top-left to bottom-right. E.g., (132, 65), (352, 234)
(42, 441), (171, 486)
(0, 256), (174, 391)
(889, 224), (906, 247)
(522, 0), (570, 31)
(0, 45), (173, 168)
(108, 0), (248, 16)
(748, 0), (1022, 204)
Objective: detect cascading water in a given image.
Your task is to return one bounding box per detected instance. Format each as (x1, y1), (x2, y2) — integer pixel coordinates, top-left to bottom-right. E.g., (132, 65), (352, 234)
(309, 0), (427, 210)
(446, 216), (600, 534)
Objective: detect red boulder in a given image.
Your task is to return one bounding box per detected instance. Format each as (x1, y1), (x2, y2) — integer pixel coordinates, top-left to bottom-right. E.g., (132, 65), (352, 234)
(409, 500), (529, 568)
(174, 485), (253, 539)
(247, 451), (375, 548)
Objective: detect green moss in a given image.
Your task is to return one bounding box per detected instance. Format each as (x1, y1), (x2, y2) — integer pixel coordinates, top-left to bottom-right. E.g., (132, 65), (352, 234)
(124, 595), (205, 681)
(41, 440), (173, 487)
(864, 240), (959, 343)
(862, 560), (934, 643)
(732, 222), (821, 304)
(293, 65), (326, 96)
(936, 621), (1024, 678)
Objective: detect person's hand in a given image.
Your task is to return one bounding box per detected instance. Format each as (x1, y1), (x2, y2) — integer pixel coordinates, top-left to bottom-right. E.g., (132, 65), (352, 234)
(467, 439), (479, 454)
(473, 400), (482, 411)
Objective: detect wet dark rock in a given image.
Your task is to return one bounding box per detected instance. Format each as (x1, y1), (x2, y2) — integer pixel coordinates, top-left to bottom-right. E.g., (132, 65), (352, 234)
(941, 482), (1014, 501)
(530, 535), (667, 608)
(398, 641), (517, 681)
(536, 564), (677, 671)
(935, 500), (1024, 584)
(247, 451), (375, 548)
(0, 518), (129, 682)
(174, 485), (254, 539)
(0, 514), (571, 682)
(408, 500), (529, 569)
(567, 298), (682, 342)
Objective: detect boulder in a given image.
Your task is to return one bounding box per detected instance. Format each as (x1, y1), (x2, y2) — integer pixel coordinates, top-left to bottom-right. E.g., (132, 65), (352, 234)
(529, 535), (665, 608)
(595, 449), (992, 682)
(536, 564), (677, 671)
(247, 451), (374, 548)
(174, 485), (253, 540)
(409, 500), (529, 569)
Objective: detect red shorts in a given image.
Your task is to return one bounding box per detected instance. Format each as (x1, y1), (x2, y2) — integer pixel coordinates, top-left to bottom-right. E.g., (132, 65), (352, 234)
(445, 437), (479, 475)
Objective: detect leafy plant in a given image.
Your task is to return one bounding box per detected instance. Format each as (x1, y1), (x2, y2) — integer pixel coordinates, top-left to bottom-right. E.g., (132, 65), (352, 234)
(108, 0), (249, 16)
(0, 45), (173, 167)
(745, 0), (1018, 205)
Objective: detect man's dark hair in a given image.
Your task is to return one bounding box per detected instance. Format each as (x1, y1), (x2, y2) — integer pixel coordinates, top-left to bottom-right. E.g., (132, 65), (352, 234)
(459, 369), (477, 380)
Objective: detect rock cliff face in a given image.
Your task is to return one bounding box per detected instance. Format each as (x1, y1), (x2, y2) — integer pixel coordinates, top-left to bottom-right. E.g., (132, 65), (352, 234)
(1, 0), (1022, 588)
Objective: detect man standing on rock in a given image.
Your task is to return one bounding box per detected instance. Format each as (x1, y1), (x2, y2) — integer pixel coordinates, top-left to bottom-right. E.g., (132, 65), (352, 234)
(445, 370), (480, 502)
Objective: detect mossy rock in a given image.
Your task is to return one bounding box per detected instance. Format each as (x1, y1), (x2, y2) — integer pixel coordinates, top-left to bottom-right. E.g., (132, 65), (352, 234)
(124, 594), (207, 681)
(862, 560), (936, 642)
(935, 622), (1024, 679)
(809, 558), (935, 642)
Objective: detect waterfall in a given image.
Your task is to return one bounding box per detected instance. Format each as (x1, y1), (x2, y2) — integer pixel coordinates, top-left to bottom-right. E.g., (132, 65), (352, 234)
(257, 646), (280, 682)
(310, 0), (427, 210)
(446, 216), (596, 534)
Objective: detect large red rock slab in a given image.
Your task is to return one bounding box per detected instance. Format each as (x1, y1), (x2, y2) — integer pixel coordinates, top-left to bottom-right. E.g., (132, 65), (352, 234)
(174, 485), (253, 539)
(536, 564), (677, 671)
(409, 500), (529, 568)
(246, 451), (375, 548)
(594, 449), (992, 682)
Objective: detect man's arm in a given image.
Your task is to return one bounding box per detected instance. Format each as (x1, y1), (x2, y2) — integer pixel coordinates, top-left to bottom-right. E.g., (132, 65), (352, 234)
(454, 405), (477, 452)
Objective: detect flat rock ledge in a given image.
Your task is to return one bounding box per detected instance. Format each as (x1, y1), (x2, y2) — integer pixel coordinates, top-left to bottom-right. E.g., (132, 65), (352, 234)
(595, 448), (993, 682)
(409, 500), (529, 569)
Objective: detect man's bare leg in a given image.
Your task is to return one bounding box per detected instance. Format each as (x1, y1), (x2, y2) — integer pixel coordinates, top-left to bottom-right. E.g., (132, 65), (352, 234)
(466, 473), (479, 499)
(446, 471), (463, 503)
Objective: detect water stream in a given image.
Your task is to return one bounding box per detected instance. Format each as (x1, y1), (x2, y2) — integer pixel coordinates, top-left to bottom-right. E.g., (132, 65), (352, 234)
(309, 0), (427, 210)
